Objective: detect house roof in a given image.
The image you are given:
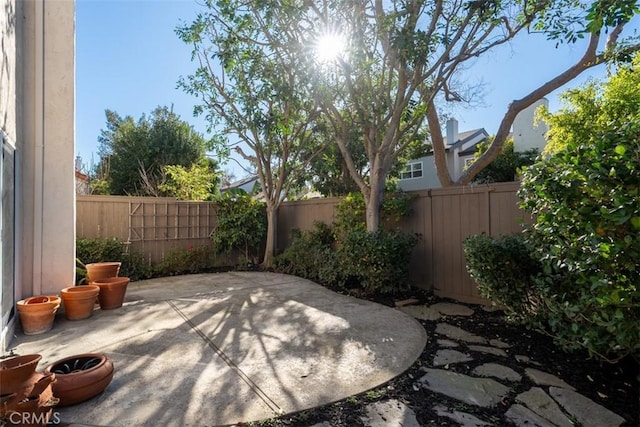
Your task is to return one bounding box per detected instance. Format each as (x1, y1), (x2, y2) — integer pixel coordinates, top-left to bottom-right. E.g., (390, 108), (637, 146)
(75, 170), (89, 182)
(220, 175), (259, 191)
(447, 128), (489, 150)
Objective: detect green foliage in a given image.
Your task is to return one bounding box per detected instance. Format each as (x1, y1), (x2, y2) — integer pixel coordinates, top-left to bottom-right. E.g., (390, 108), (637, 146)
(96, 106), (210, 196)
(276, 194), (418, 295)
(159, 158), (219, 201)
(463, 234), (543, 322)
(212, 194), (267, 262)
(155, 245), (217, 276)
(471, 138), (539, 184)
(338, 229), (418, 295)
(518, 58), (640, 361)
(76, 238), (152, 283)
(89, 179), (110, 195)
(274, 222), (343, 287)
(333, 191), (414, 239)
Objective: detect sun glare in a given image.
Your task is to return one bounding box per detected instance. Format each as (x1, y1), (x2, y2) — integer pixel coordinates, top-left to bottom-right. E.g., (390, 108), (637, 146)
(315, 32), (346, 63)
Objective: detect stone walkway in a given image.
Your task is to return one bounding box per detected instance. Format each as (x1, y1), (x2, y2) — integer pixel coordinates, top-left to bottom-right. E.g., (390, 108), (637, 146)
(344, 302), (627, 427)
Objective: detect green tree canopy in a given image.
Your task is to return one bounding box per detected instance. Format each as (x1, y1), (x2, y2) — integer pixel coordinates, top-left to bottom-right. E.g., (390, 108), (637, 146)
(177, 2), (328, 265)
(97, 106), (211, 196)
(159, 158), (219, 201)
(471, 138), (538, 184)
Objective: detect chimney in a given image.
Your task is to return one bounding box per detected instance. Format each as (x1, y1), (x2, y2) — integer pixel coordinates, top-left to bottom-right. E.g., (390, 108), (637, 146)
(75, 156), (83, 172)
(446, 118), (458, 146)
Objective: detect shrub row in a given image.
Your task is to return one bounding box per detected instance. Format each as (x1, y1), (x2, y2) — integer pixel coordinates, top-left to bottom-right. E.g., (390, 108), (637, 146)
(76, 238), (220, 283)
(275, 221), (418, 295)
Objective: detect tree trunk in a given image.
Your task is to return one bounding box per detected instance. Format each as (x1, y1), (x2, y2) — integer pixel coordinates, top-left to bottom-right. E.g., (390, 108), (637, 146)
(365, 170), (385, 232)
(262, 204), (278, 267)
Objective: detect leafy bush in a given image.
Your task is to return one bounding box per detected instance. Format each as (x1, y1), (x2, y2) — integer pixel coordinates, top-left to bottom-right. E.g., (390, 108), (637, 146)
(212, 193), (267, 263)
(155, 245), (217, 276)
(463, 234), (542, 322)
(76, 238), (152, 282)
(274, 222), (343, 287)
(338, 229), (418, 294)
(276, 222), (417, 295)
(517, 58), (640, 362)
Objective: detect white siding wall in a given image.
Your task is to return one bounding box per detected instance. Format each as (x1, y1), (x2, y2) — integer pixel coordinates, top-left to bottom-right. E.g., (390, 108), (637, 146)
(513, 98), (549, 152)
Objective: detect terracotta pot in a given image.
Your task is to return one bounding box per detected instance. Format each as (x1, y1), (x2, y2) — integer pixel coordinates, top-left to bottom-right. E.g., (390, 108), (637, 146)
(60, 286), (100, 321)
(0, 354), (42, 395)
(16, 296), (61, 335)
(44, 353), (114, 406)
(93, 277), (130, 310)
(2, 373), (59, 426)
(85, 262), (121, 284)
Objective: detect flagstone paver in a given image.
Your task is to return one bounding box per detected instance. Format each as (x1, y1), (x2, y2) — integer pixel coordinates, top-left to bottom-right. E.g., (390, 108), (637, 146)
(432, 349), (473, 366)
(549, 386), (625, 427)
(468, 345), (508, 357)
(525, 368), (576, 390)
(361, 399), (420, 427)
(516, 387), (574, 427)
(472, 363), (522, 382)
(398, 305), (442, 321)
(505, 403), (557, 427)
(430, 302), (475, 317)
(435, 323), (487, 344)
(419, 369), (511, 407)
(436, 338), (459, 347)
(488, 338), (511, 348)
(433, 404), (491, 426)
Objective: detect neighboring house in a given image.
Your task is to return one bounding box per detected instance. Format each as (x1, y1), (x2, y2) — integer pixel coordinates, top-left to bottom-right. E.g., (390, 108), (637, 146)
(398, 99), (549, 191)
(75, 170), (90, 195)
(75, 156), (90, 195)
(220, 175), (260, 195)
(398, 119), (490, 191)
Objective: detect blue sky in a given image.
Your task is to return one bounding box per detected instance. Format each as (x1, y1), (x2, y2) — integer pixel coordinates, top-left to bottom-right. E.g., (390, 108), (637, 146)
(75, 0), (638, 178)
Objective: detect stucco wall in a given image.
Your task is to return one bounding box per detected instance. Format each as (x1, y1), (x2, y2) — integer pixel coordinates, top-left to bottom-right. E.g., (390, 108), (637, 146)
(1, 0), (75, 350)
(513, 98), (549, 152)
(18, 0), (75, 299)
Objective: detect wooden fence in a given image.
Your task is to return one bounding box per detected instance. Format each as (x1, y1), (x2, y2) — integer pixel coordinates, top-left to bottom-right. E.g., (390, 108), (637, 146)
(77, 195), (217, 264)
(77, 182), (529, 304)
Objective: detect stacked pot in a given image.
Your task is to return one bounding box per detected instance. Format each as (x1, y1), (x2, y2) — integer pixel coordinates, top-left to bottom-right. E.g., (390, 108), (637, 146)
(1, 353), (115, 425)
(85, 262), (130, 311)
(0, 354), (58, 426)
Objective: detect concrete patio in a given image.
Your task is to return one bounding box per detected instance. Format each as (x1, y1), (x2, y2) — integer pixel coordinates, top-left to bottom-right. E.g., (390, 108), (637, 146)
(9, 272), (427, 426)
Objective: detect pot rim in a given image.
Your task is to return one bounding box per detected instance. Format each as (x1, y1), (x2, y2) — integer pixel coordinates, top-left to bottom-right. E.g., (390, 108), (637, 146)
(45, 353), (109, 377)
(93, 277), (130, 285)
(0, 354), (42, 370)
(85, 262), (122, 268)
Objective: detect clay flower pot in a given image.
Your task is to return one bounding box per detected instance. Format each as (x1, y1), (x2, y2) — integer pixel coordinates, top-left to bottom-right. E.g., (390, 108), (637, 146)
(16, 296), (61, 335)
(0, 354), (42, 395)
(44, 353), (114, 406)
(85, 262), (121, 284)
(94, 277), (130, 310)
(60, 286), (100, 321)
(2, 372), (59, 426)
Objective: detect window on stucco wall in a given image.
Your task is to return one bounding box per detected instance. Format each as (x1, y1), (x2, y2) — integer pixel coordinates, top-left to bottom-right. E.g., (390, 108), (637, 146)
(399, 161), (423, 180)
